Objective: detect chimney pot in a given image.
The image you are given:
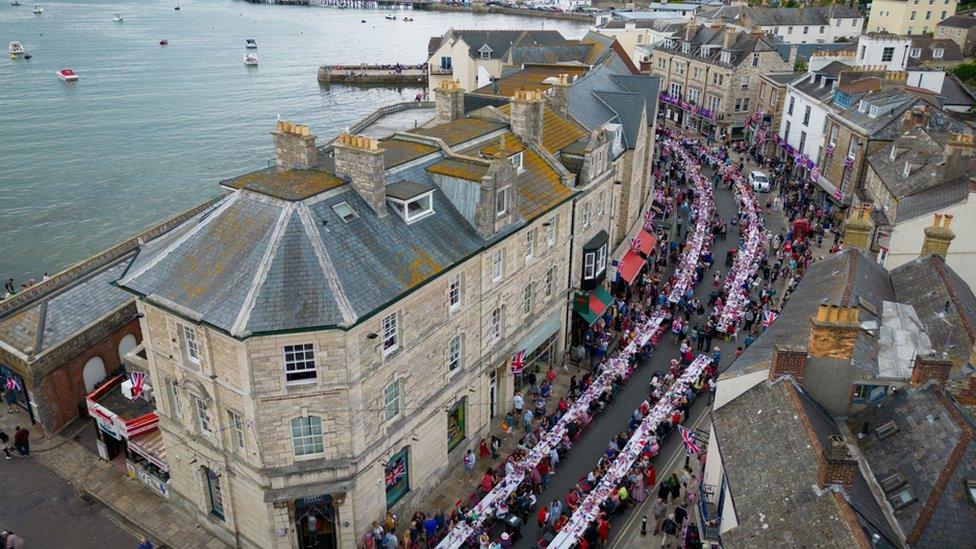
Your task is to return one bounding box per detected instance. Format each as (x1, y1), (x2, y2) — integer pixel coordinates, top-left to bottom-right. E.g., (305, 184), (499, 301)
(272, 120), (318, 169)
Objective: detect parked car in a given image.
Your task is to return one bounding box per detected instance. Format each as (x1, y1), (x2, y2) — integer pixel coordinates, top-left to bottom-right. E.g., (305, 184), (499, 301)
(748, 170), (771, 192)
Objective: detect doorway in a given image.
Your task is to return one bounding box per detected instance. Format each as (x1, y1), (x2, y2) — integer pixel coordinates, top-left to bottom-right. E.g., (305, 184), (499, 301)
(296, 495), (338, 549)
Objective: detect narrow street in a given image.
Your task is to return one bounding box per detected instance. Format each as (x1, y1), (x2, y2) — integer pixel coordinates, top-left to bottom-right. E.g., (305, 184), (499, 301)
(515, 147), (778, 547)
(0, 451), (138, 548)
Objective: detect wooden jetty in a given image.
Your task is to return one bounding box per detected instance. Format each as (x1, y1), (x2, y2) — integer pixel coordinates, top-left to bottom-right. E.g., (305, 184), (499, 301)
(317, 64), (428, 85)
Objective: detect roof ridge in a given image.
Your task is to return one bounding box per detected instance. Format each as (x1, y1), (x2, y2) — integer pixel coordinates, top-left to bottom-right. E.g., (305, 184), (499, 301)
(296, 205), (357, 327)
(230, 204), (293, 337)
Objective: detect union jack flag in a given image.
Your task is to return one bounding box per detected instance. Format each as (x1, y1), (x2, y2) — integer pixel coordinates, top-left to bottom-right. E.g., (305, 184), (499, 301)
(385, 458), (406, 487)
(4, 377), (19, 391)
(679, 425), (702, 455)
(130, 371), (147, 399)
(644, 209), (655, 222)
(631, 236), (643, 251)
(762, 311), (779, 328)
(511, 350), (526, 375)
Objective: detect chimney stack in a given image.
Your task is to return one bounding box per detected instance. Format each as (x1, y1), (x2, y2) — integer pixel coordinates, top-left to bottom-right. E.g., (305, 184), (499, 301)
(434, 79), (465, 125)
(333, 133), (387, 217)
(920, 213), (956, 259)
(808, 304), (861, 360)
(769, 345), (808, 382)
(819, 435), (858, 489)
(722, 26), (735, 50)
(273, 121), (319, 169)
(842, 203), (874, 254)
(684, 18), (696, 41)
(910, 354), (953, 385)
(510, 89), (545, 146)
(546, 73), (572, 117)
(474, 156), (520, 239)
(946, 132), (975, 178)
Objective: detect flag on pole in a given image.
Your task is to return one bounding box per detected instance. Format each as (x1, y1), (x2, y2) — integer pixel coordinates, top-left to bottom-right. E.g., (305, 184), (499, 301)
(385, 458), (406, 488)
(762, 311), (779, 328)
(510, 350), (526, 375)
(130, 371), (147, 399)
(679, 425), (703, 455)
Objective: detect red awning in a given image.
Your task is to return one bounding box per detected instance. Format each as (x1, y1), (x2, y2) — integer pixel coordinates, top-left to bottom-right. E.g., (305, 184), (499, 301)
(618, 249), (645, 285)
(633, 230), (657, 256)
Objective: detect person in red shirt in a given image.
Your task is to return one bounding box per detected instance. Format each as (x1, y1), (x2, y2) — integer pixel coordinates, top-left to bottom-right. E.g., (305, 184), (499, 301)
(479, 469), (494, 494)
(537, 506), (548, 528)
(671, 410), (682, 426)
(597, 516), (610, 545)
(646, 463), (657, 488)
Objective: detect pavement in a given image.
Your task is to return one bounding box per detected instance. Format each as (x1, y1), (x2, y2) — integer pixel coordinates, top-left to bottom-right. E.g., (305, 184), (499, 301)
(0, 407), (225, 549)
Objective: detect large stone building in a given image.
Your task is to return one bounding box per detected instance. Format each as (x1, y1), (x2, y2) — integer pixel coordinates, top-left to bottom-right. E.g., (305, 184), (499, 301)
(114, 69), (659, 548)
(936, 14), (976, 56)
(699, 5), (864, 45)
(868, 0), (958, 35)
(647, 23), (794, 139)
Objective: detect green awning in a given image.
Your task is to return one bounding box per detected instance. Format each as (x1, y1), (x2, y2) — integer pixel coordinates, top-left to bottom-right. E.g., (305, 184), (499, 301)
(574, 286), (613, 326)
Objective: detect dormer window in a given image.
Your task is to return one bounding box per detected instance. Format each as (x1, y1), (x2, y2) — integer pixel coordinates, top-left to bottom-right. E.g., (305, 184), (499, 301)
(682, 42), (690, 54)
(509, 151), (525, 173)
(496, 187), (510, 216)
(479, 44), (492, 59)
(332, 201), (358, 222)
(933, 48), (944, 58)
(858, 100), (867, 113)
(890, 146), (897, 161)
(388, 192), (434, 224)
(869, 105), (879, 118)
(720, 51), (731, 64)
(910, 48), (922, 58)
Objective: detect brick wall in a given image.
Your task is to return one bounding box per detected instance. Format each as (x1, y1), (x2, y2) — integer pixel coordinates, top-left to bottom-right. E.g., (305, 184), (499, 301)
(33, 318), (142, 432)
(769, 345), (808, 381)
(910, 355), (953, 386)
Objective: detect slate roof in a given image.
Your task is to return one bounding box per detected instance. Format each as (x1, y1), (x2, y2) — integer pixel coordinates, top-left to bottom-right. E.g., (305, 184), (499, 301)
(221, 166), (346, 201)
(700, 5), (860, 27)
(471, 65), (590, 97)
(712, 380), (867, 548)
(425, 158), (488, 182)
(907, 38), (964, 68)
(378, 137), (439, 167)
(939, 74), (976, 108)
(567, 64), (661, 149)
(411, 117), (506, 147)
(938, 14), (976, 29)
(440, 30), (570, 61)
(660, 23), (790, 67)
(867, 127), (947, 198)
(0, 260), (135, 357)
(494, 104), (589, 158)
(846, 384), (976, 547)
(508, 45), (594, 66)
(725, 249), (893, 376)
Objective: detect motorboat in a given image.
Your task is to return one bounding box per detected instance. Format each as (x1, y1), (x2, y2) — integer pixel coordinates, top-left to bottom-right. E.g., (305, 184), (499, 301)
(23, 52), (32, 59)
(244, 53), (258, 66)
(9, 42), (24, 56)
(402, 17), (413, 21)
(384, 15), (396, 20)
(113, 13), (124, 22)
(32, 4), (42, 13)
(245, 38), (257, 49)
(159, 39), (168, 46)
(57, 68), (78, 81)
(9, 1), (21, 6)
(173, 5), (180, 10)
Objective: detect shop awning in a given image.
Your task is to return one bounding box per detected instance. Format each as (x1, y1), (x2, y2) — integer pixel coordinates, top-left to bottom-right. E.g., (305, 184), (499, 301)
(617, 249), (645, 285)
(128, 428), (168, 472)
(632, 230), (657, 256)
(574, 286), (612, 326)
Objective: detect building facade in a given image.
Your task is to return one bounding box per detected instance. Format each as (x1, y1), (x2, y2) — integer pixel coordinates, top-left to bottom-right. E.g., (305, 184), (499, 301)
(867, 0), (958, 35)
(700, 5), (864, 45)
(936, 14), (976, 56)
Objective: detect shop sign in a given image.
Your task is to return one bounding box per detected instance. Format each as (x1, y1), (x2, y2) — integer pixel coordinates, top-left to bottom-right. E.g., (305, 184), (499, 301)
(126, 460), (170, 498)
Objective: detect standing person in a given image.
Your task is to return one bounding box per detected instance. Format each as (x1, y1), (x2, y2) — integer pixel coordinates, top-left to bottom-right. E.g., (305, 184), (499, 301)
(307, 512), (319, 547)
(13, 426), (28, 456)
(463, 449), (476, 476)
(4, 385), (17, 414)
(674, 501), (689, 528)
(660, 514), (678, 548)
(513, 391), (524, 417)
(136, 537), (154, 549)
(2, 531), (24, 549)
(0, 429), (10, 459)
(651, 496), (667, 535)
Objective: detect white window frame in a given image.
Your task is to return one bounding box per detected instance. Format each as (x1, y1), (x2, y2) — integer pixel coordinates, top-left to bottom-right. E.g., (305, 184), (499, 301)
(933, 47), (944, 58)
(545, 266), (555, 297)
(522, 283), (533, 315)
(687, 88), (701, 104)
(181, 324), (200, 365)
(291, 416), (325, 457)
(195, 396), (212, 434)
(449, 274), (461, 311)
(169, 379), (182, 419)
(546, 219), (556, 248)
(524, 228), (534, 259)
(582, 203), (590, 229)
(448, 335), (461, 371)
(720, 51), (731, 64)
(596, 243), (607, 275)
(492, 249), (503, 282)
(381, 313), (399, 356)
(384, 381), (401, 421)
(490, 308), (501, 341)
(584, 252), (596, 280)
(229, 410), (245, 452)
(496, 187), (509, 216)
(597, 191), (606, 216)
(910, 47), (922, 58)
(284, 343), (317, 384)
(509, 151), (525, 173)
(752, 53), (760, 67)
(387, 192), (434, 224)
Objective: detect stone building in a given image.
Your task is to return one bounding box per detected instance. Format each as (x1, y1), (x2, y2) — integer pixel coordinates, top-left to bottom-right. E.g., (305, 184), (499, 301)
(868, 0), (958, 35)
(749, 72), (800, 158)
(647, 22), (794, 139)
(936, 14), (976, 56)
(114, 76), (654, 548)
(0, 203), (211, 432)
(698, 5), (864, 45)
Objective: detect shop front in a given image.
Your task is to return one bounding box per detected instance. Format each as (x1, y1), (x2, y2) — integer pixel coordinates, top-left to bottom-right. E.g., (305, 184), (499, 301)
(87, 374), (170, 499)
(295, 494), (339, 549)
(658, 94), (717, 136)
(512, 311), (561, 391)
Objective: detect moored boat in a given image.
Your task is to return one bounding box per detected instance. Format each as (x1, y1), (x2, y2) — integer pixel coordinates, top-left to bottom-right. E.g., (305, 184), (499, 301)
(57, 68), (78, 81)
(244, 53), (258, 66)
(159, 39), (168, 46)
(32, 4), (42, 14)
(9, 42), (24, 56)
(245, 38), (257, 49)
(113, 13), (124, 22)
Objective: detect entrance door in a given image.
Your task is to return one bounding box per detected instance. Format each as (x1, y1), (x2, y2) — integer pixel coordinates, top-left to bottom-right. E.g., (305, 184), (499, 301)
(296, 495), (338, 549)
(489, 372), (497, 419)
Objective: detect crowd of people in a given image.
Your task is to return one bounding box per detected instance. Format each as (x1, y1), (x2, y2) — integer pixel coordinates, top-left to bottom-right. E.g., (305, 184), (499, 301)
(1, 274), (50, 301)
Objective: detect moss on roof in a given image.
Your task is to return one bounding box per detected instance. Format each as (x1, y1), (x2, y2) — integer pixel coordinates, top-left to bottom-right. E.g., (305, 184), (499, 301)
(379, 138), (439, 167)
(426, 159), (489, 181)
(496, 103), (588, 156)
(473, 65), (589, 96)
(411, 118), (507, 146)
(223, 167), (347, 201)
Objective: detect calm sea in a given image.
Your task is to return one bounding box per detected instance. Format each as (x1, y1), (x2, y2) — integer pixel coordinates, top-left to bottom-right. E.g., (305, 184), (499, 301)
(0, 0), (585, 282)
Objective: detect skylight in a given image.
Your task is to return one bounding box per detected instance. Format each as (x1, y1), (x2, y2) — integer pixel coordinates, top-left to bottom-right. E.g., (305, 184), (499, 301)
(332, 201), (358, 222)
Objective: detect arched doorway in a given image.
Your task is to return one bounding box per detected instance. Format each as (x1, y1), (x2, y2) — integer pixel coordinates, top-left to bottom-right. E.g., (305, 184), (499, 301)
(83, 356), (106, 393)
(118, 334), (138, 362)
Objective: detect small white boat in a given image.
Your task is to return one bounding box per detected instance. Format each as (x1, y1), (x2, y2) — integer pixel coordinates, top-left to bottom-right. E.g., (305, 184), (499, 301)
(244, 53), (258, 66)
(403, 17), (414, 22)
(9, 42), (24, 56)
(384, 14), (396, 20)
(32, 4), (42, 13)
(9, 1), (21, 6)
(113, 13), (124, 22)
(57, 68), (78, 81)
(245, 38), (257, 49)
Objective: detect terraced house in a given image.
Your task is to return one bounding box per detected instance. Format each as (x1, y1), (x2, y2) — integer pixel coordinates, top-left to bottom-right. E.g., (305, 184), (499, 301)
(648, 22), (794, 139)
(114, 72), (659, 548)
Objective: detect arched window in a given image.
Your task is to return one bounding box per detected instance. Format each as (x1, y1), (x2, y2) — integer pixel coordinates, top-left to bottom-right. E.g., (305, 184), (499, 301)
(83, 356), (106, 393)
(291, 416), (324, 457)
(118, 334), (138, 361)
